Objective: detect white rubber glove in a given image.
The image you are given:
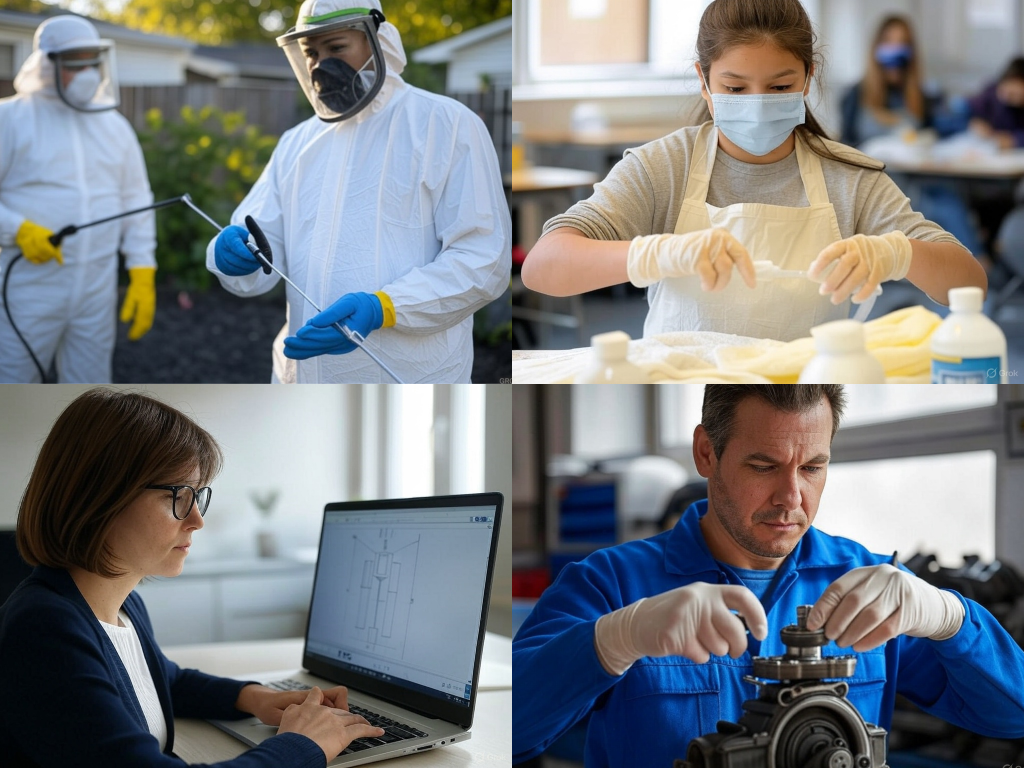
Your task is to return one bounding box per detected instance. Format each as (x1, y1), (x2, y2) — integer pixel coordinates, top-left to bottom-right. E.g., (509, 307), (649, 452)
(806, 563), (964, 652)
(593, 582), (768, 675)
(808, 230), (913, 305)
(626, 228), (757, 292)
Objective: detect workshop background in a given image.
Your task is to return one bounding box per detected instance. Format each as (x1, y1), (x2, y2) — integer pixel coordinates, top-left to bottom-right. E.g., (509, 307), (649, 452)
(512, 384), (1024, 768)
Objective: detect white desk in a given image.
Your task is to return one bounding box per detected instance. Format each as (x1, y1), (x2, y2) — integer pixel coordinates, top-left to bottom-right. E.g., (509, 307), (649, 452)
(164, 632), (512, 766)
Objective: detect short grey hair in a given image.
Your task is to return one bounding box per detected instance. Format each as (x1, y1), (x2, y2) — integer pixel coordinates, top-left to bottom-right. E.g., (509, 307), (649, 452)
(701, 385), (847, 459)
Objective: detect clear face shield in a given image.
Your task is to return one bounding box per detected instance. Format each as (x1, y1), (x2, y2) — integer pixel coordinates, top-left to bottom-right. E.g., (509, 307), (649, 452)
(49, 44), (119, 113)
(277, 8), (387, 122)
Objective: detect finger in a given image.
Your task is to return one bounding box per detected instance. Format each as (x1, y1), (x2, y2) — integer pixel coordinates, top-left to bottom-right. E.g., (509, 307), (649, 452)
(709, 608), (748, 658)
(324, 686), (349, 710)
(296, 324), (342, 343)
(806, 567), (873, 631)
(345, 723), (387, 742)
(851, 279), (880, 306)
(826, 254), (870, 305)
(305, 686), (323, 705)
(718, 586), (768, 640)
(119, 296), (135, 324)
(820, 571), (884, 641)
(695, 256), (719, 292)
(710, 247), (734, 292)
(727, 242), (757, 290)
(311, 296), (358, 328)
(808, 241), (847, 281)
(850, 606), (903, 652)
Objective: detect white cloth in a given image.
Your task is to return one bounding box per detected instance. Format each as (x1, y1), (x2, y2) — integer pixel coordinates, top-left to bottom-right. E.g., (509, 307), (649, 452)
(99, 610), (168, 751)
(0, 23), (155, 382)
(0, 251), (116, 382)
(646, 123), (848, 342)
(512, 331), (779, 384)
(207, 83), (511, 383)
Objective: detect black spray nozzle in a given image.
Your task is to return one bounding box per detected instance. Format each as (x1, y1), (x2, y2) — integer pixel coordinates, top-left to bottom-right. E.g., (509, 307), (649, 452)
(48, 225), (78, 247)
(244, 215), (274, 275)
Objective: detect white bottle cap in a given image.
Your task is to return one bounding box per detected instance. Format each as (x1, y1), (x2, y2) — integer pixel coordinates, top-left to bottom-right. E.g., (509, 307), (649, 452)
(810, 319), (868, 354)
(591, 330), (631, 360)
(948, 286), (983, 313)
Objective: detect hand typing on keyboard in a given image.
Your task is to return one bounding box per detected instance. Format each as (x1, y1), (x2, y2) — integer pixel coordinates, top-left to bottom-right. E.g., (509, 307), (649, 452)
(277, 686), (386, 762)
(236, 681), (354, 726)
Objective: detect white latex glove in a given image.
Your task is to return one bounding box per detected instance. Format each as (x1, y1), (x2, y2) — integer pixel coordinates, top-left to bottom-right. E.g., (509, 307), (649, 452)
(626, 228), (757, 292)
(806, 564), (964, 652)
(808, 230), (913, 305)
(594, 582), (768, 675)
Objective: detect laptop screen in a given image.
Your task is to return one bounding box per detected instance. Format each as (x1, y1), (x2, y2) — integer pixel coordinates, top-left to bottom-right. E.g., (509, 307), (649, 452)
(305, 499), (499, 710)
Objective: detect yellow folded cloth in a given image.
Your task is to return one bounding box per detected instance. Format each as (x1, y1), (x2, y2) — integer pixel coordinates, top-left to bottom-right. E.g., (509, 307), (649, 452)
(715, 306), (943, 383)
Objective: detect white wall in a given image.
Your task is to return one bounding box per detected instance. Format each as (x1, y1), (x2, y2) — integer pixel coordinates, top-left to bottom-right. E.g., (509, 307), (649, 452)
(448, 34), (514, 91)
(0, 384), (351, 561)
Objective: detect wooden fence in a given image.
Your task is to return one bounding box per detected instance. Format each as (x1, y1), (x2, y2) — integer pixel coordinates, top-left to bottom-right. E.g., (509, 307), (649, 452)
(1, 79), (511, 172)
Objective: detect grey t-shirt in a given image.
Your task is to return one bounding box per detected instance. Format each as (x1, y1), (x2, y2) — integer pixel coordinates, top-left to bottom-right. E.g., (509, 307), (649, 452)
(542, 124), (965, 251)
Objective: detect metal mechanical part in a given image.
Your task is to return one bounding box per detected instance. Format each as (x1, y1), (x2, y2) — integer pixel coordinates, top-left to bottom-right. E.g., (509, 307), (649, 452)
(674, 605), (888, 768)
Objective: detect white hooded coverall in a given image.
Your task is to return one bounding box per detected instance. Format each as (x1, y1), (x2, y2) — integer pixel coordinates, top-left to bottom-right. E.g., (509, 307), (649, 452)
(0, 17), (156, 383)
(206, 1), (512, 383)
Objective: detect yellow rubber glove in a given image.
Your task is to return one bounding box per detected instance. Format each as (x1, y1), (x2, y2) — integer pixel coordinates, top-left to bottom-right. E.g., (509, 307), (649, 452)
(15, 220), (63, 265)
(808, 231), (913, 305)
(626, 228), (757, 292)
(120, 267), (157, 341)
(374, 291), (397, 328)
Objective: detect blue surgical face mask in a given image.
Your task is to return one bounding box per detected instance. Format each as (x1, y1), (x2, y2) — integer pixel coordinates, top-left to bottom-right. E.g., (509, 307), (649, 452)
(875, 43), (912, 70)
(701, 69), (807, 157)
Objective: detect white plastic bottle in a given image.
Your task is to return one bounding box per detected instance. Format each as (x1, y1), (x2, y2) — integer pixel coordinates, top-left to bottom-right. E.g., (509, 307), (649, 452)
(574, 331), (650, 384)
(931, 287), (1007, 384)
(798, 319), (886, 383)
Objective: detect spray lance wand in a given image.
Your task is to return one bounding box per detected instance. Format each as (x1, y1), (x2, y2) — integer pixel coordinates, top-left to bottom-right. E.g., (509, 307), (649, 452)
(180, 195), (405, 384)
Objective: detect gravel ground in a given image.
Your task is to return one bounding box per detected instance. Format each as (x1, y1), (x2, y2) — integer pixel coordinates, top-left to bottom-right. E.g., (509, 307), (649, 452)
(112, 283), (511, 383)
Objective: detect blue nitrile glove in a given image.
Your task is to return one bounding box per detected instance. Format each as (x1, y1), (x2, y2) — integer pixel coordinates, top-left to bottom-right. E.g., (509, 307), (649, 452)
(214, 225), (261, 276)
(283, 292), (385, 360)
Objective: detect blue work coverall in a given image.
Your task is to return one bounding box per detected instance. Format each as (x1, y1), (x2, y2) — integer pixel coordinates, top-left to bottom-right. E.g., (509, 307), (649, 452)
(513, 501), (1024, 767)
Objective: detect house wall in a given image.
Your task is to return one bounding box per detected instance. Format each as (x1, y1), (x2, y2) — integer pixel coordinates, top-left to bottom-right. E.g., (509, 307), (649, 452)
(447, 33), (514, 92)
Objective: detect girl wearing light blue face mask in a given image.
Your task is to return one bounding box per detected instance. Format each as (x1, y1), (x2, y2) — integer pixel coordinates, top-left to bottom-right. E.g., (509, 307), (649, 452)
(523, 0), (986, 343)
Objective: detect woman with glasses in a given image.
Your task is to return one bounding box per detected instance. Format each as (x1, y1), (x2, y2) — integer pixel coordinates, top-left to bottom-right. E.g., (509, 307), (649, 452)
(0, 387), (384, 767)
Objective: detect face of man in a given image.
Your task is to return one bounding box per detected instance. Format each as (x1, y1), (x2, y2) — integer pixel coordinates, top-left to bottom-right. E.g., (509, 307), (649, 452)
(56, 49), (101, 89)
(302, 28), (373, 76)
(693, 396), (832, 570)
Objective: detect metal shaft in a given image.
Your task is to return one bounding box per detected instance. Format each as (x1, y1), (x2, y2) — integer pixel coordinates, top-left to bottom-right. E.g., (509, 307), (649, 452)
(184, 195), (404, 383)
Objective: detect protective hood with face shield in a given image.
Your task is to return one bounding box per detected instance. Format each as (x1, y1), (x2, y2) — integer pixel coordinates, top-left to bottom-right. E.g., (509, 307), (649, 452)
(277, 0), (406, 122)
(13, 15), (119, 113)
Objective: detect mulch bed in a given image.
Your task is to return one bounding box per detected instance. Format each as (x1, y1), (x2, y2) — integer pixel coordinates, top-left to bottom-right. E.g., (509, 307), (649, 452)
(112, 283), (510, 383)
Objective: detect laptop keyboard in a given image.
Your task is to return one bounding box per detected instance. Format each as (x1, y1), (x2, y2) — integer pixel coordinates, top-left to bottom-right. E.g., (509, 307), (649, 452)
(265, 679), (428, 753)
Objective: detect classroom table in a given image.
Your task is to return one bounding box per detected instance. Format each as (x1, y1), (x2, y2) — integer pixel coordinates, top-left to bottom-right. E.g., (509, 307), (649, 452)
(507, 166), (601, 348)
(163, 632), (512, 766)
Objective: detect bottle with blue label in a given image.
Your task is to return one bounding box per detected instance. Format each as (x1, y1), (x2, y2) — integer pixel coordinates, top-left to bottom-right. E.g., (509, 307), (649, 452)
(931, 287), (1007, 384)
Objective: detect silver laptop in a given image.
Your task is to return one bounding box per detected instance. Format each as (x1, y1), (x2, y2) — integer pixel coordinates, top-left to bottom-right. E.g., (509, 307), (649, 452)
(211, 492), (504, 766)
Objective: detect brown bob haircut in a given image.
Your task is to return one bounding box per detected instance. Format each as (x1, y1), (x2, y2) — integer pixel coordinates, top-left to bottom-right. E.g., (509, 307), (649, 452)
(17, 388), (223, 578)
(701, 385), (847, 459)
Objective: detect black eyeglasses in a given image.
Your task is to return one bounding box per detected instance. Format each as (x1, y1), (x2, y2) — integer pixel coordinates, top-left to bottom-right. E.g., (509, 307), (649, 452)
(145, 485), (212, 520)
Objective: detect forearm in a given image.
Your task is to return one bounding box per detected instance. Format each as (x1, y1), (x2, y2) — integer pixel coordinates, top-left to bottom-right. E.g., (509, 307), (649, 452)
(521, 227), (630, 297)
(905, 239), (986, 305)
(235, 683), (267, 715)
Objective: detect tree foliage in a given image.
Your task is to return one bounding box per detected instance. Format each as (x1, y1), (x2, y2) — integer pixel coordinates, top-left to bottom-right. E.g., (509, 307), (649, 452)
(75, 0), (511, 49)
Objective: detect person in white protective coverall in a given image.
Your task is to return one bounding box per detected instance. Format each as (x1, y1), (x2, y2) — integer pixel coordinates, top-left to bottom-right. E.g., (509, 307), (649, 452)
(0, 15), (158, 383)
(207, 0), (512, 383)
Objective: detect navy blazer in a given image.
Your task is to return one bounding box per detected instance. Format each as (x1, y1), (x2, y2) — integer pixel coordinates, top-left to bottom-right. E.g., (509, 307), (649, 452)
(0, 566), (325, 768)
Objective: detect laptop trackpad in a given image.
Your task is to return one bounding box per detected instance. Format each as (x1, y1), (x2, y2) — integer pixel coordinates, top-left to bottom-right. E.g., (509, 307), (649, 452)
(233, 718), (277, 745)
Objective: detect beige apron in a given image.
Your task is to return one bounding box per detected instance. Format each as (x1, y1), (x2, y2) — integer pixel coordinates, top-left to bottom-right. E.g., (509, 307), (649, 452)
(644, 122), (849, 342)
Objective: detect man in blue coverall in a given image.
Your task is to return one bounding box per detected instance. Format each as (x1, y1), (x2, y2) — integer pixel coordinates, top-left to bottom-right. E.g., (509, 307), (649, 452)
(513, 385), (1024, 768)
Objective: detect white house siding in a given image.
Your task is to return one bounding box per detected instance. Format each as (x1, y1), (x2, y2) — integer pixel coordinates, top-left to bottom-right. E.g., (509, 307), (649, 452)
(446, 33), (513, 92)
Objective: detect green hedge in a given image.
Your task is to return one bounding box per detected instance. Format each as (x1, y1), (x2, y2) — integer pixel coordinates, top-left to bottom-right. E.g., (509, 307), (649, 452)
(138, 105), (278, 290)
